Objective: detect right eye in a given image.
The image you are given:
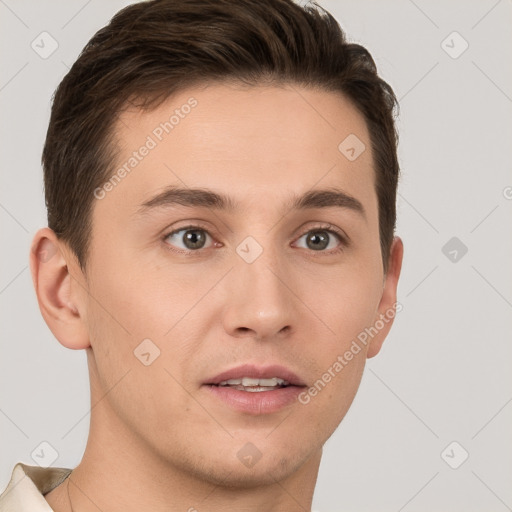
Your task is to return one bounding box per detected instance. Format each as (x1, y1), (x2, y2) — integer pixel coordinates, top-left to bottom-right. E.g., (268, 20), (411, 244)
(163, 226), (216, 252)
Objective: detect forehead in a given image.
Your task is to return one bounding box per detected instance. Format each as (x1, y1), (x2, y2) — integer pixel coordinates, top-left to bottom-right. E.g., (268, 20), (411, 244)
(96, 82), (376, 221)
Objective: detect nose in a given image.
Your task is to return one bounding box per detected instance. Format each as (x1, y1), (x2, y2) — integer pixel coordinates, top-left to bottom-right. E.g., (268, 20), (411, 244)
(221, 252), (297, 341)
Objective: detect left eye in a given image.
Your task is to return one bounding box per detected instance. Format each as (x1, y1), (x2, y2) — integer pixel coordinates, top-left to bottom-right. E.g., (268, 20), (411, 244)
(294, 229), (342, 252)
(164, 227), (214, 251)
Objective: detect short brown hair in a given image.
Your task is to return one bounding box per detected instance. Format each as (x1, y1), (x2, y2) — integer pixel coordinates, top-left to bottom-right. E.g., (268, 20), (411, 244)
(43, 0), (399, 273)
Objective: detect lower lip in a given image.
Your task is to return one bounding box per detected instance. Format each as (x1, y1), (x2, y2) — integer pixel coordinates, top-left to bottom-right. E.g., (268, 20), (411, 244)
(204, 385), (304, 415)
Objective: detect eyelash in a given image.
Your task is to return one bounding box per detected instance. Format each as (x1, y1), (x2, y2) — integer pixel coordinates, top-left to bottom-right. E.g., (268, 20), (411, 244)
(162, 223), (349, 256)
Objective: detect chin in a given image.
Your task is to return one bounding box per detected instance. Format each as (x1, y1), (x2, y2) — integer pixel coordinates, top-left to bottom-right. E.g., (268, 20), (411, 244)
(202, 456), (308, 488)
(169, 439), (319, 488)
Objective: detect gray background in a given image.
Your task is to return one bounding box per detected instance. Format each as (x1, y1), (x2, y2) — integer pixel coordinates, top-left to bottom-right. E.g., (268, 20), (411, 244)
(1, 1), (511, 511)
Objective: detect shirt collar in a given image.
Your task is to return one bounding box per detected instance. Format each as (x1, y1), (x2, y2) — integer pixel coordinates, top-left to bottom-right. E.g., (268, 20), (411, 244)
(0, 462), (72, 511)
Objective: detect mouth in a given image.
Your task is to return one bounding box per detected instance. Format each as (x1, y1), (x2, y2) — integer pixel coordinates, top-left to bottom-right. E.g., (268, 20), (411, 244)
(205, 363), (306, 389)
(216, 376), (290, 392)
(203, 364), (307, 415)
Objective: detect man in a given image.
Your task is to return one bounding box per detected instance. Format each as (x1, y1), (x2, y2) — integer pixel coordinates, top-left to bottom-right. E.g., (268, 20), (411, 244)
(0, 0), (403, 510)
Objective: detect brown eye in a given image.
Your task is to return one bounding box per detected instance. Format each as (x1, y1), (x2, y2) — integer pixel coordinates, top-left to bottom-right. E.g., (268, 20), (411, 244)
(164, 227), (212, 251)
(305, 231), (330, 250)
(295, 228), (344, 253)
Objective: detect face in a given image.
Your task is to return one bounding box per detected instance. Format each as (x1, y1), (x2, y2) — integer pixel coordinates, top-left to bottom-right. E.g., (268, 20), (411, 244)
(74, 83), (399, 485)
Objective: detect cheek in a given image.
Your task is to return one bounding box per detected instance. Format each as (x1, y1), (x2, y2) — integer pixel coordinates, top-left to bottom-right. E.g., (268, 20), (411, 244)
(306, 263), (382, 344)
(295, 264), (381, 410)
(83, 253), (203, 396)
(83, 276), (201, 439)
(85, 251), (185, 341)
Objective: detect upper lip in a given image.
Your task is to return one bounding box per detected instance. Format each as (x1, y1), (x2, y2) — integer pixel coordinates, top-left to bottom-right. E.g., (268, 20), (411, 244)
(204, 364), (306, 387)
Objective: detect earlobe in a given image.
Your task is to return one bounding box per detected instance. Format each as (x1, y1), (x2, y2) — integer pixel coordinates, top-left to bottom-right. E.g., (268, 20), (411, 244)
(30, 228), (90, 350)
(367, 236), (404, 358)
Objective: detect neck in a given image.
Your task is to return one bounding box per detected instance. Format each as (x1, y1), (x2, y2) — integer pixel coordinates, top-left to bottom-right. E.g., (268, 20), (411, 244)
(65, 420), (321, 512)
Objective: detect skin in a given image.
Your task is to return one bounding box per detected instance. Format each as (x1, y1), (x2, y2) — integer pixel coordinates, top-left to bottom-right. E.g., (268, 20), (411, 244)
(32, 82), (403, 512)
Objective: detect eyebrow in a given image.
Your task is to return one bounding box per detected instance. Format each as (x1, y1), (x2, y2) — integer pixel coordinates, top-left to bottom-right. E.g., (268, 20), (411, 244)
(137, 186), (366, 219)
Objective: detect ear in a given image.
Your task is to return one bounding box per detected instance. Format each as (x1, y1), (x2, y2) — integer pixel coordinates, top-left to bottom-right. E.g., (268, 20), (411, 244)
(367, 236), (404, 358)
(30, 227), (90, 350)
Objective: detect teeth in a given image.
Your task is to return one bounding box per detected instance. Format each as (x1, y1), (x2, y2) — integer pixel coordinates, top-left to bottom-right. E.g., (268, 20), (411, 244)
(242, 377), (260, 387)
(218, 377), (289, 387)
(259, 378), (283, 386)
(220, 378), (243, 386)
